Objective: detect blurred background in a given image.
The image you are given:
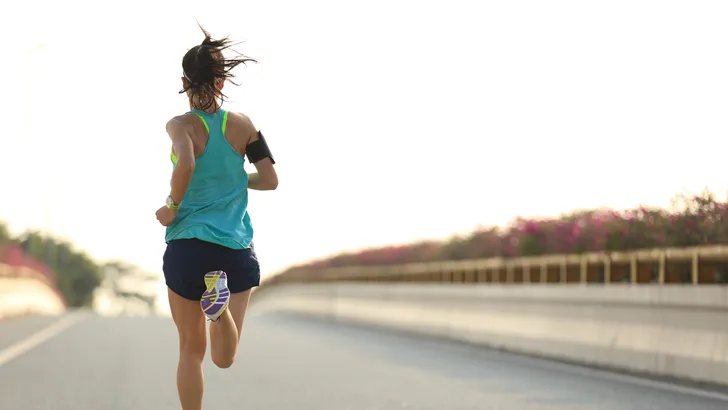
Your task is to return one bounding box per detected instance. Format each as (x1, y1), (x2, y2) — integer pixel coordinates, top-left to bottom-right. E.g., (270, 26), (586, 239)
(3, 0), (728, 409)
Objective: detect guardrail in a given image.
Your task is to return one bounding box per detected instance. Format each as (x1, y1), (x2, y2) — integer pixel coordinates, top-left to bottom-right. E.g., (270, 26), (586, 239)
(0, 263), (66, 318)
(0, 263), (57, 288)
(265, 245), (728, 286)
(254, 245), (728, 387)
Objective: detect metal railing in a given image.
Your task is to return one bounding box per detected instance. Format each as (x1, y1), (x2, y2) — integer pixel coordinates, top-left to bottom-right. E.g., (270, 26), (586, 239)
(265, 245), (728, 286)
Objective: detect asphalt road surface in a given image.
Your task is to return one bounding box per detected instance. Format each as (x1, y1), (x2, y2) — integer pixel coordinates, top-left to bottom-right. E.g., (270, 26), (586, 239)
(1, 309), (727, 410)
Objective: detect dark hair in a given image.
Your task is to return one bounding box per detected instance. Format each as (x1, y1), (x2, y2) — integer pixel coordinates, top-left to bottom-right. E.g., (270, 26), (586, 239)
(179, 24), (257, 111)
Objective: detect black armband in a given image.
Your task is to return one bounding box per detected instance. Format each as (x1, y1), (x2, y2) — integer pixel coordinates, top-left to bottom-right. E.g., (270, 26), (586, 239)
(246, 131), (275, 164)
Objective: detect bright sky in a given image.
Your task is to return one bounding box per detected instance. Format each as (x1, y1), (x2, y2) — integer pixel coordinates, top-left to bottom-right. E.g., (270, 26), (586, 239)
(2, 0), (728, 283)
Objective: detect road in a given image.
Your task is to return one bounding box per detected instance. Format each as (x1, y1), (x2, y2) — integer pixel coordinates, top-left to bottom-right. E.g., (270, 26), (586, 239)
(0, 310), (727, 410)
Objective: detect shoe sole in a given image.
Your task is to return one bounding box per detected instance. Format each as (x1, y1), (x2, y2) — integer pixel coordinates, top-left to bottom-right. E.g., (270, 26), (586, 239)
(201, 270), (230, 321)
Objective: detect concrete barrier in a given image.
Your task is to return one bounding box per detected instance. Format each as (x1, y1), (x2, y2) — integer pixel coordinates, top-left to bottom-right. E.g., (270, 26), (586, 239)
(0, 264), (65, 319)
(252, 282), (728, 387)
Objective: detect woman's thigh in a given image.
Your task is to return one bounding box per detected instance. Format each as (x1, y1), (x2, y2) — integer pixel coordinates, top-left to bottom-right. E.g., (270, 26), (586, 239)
(168, 287), (206, 353)
(228, 290), (252, 339)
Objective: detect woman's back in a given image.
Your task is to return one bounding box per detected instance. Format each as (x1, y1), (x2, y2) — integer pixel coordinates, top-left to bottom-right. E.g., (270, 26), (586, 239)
(165, 109), (254, 249)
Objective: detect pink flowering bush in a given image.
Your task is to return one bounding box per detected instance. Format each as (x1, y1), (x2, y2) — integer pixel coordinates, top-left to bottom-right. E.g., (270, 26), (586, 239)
(289, 190), (728, 274)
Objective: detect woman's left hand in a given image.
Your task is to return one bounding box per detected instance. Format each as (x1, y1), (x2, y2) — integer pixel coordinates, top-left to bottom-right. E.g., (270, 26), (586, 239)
(156, 206), (178, 226)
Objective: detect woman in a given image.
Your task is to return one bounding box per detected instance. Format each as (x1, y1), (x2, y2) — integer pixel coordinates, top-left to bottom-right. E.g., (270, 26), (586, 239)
(155, 25), (278, 410)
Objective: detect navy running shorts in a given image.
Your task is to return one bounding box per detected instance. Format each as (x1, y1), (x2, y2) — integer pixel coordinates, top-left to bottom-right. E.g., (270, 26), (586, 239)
(163, 238), (261, 301)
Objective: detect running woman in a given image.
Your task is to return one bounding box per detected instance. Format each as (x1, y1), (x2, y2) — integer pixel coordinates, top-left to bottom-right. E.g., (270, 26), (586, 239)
(155, 25), (278, 410)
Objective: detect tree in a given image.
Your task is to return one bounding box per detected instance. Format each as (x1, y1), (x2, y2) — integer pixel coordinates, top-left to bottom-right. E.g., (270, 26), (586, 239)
(16, 230), (102, 307)
(0, 222), (11, 243)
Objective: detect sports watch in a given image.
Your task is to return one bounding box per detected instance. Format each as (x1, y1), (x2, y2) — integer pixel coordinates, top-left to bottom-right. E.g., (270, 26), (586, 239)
(165, 195), (181, 211)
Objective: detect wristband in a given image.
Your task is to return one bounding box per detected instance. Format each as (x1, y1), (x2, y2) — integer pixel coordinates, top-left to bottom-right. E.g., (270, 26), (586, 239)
(166, 196), (181, 211)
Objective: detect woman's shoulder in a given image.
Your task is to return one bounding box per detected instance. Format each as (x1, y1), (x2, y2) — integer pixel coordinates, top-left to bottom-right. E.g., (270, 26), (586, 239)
(225, 111), (257, 133)
(226, 111), (254, 126)
(168, 112), (200, 125)
(166, 113), (195, 131)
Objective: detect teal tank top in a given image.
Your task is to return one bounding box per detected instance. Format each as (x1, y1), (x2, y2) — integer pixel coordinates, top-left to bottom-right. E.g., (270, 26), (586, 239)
(164, 109), (254, 249)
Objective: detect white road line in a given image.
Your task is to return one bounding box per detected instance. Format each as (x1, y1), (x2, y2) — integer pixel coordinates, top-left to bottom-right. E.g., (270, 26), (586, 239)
(0, 312), (85, 367)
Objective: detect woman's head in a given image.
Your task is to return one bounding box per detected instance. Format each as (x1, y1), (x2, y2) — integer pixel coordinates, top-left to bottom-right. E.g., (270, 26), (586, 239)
(180, 24), (257, 112)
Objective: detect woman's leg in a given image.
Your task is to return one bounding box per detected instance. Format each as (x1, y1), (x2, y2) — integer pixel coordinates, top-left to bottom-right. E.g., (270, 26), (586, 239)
(207, 245), (258, 369)
(168, 288), (207, 410)
(229, 289), (253, 341)
(209, 289), (252, 368)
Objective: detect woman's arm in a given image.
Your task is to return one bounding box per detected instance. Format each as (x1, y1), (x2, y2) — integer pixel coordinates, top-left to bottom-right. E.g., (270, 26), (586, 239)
(167, 116), (196, 205)
(240, 116), (278, 191)
(248, 158), (277, 191)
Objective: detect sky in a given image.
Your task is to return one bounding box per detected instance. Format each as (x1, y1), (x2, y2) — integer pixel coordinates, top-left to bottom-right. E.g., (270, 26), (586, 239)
(2, 0), (728, 285)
